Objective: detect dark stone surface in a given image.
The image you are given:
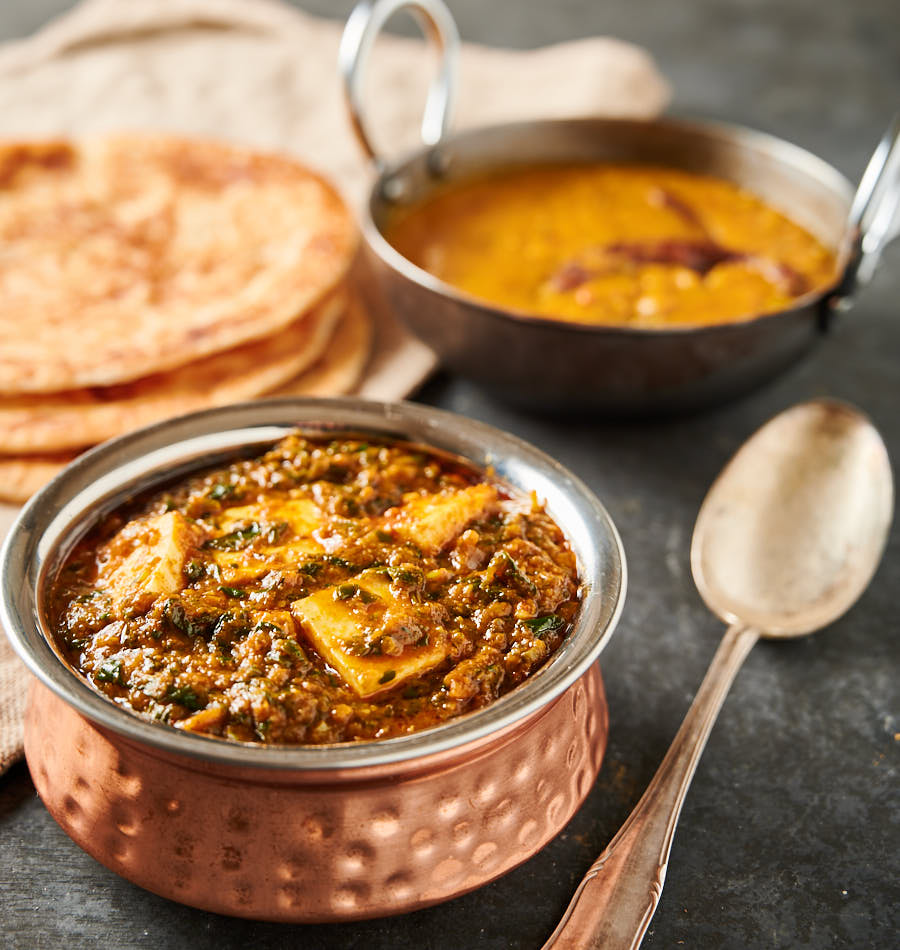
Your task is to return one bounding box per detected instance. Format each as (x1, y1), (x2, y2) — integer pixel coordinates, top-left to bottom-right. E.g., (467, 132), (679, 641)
(1, 1), (898, 948)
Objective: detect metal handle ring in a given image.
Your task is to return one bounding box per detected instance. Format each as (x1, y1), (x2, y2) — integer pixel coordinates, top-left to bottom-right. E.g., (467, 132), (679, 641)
(339, 0), (460, 173)
(832, 112), (900, 310)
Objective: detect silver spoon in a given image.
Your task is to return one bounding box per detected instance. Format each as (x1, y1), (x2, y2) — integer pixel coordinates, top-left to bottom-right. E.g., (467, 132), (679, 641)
(543, 399), (893, 950)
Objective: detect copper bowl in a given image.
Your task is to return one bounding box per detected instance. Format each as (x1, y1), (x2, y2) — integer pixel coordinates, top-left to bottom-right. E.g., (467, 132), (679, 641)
(341, 0), (900, 413)
(0, 397), (626, 922)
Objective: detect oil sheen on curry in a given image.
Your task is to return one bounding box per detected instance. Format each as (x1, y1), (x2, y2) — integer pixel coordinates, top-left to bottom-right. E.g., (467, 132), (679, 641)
(385, 163), (838, 327)
(48, 435), (580, 745)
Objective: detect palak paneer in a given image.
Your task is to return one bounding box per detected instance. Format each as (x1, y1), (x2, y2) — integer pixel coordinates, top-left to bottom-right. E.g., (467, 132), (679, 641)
(48, 434), (581, 744)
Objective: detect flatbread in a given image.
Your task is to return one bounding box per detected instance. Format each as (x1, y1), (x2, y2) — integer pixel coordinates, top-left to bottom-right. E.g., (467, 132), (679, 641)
(0, 289), (347, 452)
(0, 453), (73, 503)
(0, 135), (357, 394)
(276, 294), (373, 397)
(0, 296), (372, 502)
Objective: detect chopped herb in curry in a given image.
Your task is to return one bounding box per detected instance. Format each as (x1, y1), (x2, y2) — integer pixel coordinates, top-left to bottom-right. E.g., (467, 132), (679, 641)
(48, 435), (581, 745)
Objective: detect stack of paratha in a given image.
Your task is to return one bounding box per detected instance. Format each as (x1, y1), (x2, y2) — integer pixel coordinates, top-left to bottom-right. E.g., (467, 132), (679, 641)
(0, 135), (372, 502)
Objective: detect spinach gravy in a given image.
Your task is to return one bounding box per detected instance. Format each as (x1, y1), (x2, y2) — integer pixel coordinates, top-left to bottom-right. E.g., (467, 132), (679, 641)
(48, 435), (581, 745)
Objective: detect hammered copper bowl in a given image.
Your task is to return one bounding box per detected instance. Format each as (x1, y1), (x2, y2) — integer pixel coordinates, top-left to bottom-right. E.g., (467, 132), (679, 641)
(341, 0), (899, 413)
(0, 397), (626, 923)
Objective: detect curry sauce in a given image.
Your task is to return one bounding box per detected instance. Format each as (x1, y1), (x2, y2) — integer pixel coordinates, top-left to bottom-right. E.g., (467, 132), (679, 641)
(48, 435), (581, 744)
(386, 163), (838, 327)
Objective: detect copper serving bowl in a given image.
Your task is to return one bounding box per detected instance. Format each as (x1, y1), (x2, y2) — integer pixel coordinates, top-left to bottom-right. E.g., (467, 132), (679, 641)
(0, 397), (626, 922)
(341, 0), (900, 413)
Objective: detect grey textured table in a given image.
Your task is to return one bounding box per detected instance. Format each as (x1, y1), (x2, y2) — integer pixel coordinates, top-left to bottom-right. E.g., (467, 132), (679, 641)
(2, 1), (898, 948)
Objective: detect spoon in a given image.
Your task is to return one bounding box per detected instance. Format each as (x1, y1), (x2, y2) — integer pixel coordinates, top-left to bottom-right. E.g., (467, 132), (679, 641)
(543, 399), (893, 950)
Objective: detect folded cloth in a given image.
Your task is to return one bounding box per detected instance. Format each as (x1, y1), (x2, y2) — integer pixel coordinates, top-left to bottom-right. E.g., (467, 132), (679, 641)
(0, 0), (669, 204)
(0, 0), (669, 775)
(0, 505), (24, 774)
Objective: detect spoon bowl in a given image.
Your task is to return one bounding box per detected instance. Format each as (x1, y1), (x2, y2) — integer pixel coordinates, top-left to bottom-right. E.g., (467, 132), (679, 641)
(545, 399), (893, 949)
(692, 400), (893, 636)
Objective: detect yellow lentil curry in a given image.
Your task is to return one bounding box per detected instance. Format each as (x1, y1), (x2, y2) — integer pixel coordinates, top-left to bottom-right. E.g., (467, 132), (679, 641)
(386, 164), (838, 327)
(48, 435), (580, 744)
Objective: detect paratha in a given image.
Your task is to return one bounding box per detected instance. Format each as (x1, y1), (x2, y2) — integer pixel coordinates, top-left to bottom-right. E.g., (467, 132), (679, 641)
(0, 453), (73, 503)
(0, 290), (347, 452)
(0, 296), (373, 502)
(0, 135), (357, 394)
(275, 294), (372, 398)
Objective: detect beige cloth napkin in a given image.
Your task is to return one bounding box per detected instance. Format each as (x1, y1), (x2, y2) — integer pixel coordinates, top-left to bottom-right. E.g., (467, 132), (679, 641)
(0, 501), (28, 772)
(0, 0), (669, 775)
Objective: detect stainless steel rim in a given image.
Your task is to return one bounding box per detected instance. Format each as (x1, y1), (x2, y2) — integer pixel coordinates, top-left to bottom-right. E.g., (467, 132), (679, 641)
(363, 114), (856, 335)
(0, 397), (626, 772)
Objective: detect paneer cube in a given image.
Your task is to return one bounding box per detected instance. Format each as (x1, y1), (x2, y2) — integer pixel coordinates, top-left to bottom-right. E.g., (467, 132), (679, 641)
(291, 572), (449, 698)
(211, 498), (325, 583)
(218, 498), (323, 538)
(384, 484), (499, 555)
(99, 511), (202, 614)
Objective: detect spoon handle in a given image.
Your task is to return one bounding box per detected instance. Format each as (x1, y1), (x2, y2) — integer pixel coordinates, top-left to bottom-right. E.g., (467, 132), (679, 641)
(542, 622), (759, 950)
